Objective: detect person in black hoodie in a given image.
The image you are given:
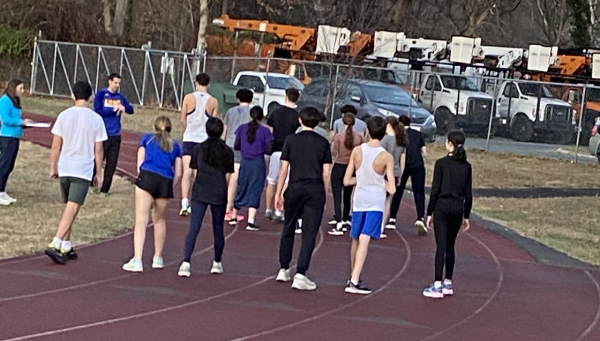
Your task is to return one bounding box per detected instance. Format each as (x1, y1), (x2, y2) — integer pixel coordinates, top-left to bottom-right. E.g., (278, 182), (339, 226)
(422, 130), (472, 299)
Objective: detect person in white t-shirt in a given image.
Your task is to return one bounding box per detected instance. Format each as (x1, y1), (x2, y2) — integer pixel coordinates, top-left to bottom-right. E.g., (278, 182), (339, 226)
(44, 81), (108, 265)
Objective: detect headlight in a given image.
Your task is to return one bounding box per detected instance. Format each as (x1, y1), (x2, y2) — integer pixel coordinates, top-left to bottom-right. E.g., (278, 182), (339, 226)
(377, 108), (398, 117)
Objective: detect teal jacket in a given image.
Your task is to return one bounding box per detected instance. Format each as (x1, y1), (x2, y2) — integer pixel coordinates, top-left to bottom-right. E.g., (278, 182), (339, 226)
(0, 94), (24, 138)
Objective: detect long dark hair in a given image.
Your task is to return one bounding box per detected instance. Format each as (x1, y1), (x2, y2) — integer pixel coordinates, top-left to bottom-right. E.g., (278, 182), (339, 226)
(343, 113), (356, 150)
(153, 116), (174, 152)
(247, 106), (264, 144)
(385, 116), (408, 147)
(447, 130), (467, 161)
(202, 117), (232, 169)
(3, 79), (23, 109)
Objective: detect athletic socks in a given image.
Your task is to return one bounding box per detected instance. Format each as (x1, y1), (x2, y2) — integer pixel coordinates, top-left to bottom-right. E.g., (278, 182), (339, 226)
(62, 241), (72, 252)
(51, 237), (62, 250)
(248, 218), (255, 225)
(434, 281), (443, 288)
(297, 219), (303, 228)
(444, 279), (452, 285)
(181, 198), (189, 209)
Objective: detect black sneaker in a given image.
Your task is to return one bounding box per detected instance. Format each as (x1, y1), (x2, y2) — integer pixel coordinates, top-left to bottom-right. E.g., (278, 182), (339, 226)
(229, 218), (238, 226)
(385, 219), (397, 230)
(246, 223), (259, 231)
(345, 280), (372, 295)
(45, 247), (68, 265)
(65, 248), (78, 260)
(328, 216), (337, 225)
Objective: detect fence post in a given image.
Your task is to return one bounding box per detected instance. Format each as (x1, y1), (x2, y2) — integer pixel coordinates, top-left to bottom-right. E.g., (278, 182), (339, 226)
(408, 74), (414, 117)
(575, 84), (588, 164)
(50, 42), (58, 95)
(74, 44), (79, 84)
(485, 78), (499, 151)
(263, 57), (271, 109)
(330, 64), (340, 129)
(29, 37), (38, 95)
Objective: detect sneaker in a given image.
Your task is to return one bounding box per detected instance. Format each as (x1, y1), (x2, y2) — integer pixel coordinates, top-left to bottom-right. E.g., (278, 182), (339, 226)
(64, 248), (78, 260)
(345, 280), (372, 295)
(442, 282), (454, 296)
(229, 218), (238, 226)
(342, 221), (351, 232)
(152, 256), (164, 269)
(328, 222), (344, 236)
(102, 192), (110, 197)
(274, 213), (285, 223)
(179, 206), (191, 216)
(178, 261), (191, 277)
(265, 210), (274, 220)
(122, 258), (143, 272)
(246, 222), (259, 231)
(0, 195), (12, 206)
(295, 228), (302, 234)
(291, 274), (317, 291)
(380, 232), (388, 239)
(0, 193), (17, 203)
(385, 219), (397, 230)
(89, 187), (99, 194)
(44, 245), (68, 265)
(225, 212), (245, 222)
(416, 219), (428, 235)
(328, 216), (338, 225)
(276, 268), (291, 282)
(423, 283), (444, 299)
(211, 261), (223, 274)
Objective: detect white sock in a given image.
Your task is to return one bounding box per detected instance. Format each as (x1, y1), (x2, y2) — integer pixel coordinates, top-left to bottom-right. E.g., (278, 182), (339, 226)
(434, 281), (443, 288)
(52, 237), (62, 249)
(297, 219), (303, 227)
(444, 279), (452, 285)
(62, 241), (72, 251)
(248, 218), (255, 225)
(181, 198), (189, 209)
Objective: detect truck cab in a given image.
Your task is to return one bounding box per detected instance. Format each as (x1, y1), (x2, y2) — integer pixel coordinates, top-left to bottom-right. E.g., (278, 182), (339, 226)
(418, 74), (495, 135)
(496, 81), (576, 143)
(560, 85), (600, 145)
(232, 71), (304, 114)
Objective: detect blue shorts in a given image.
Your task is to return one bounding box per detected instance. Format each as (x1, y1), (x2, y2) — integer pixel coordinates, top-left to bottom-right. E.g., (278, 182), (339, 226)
(350, 211), (383, 240)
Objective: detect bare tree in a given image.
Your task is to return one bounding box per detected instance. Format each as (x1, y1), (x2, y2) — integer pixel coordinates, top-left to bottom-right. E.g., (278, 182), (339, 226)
(532, 0), (571, 45)
(102, 0), (129, 36)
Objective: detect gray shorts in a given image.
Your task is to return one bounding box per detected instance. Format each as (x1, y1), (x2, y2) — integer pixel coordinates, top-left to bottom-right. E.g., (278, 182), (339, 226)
(60, 177), (91, 205)
(234, 150), (242, 164)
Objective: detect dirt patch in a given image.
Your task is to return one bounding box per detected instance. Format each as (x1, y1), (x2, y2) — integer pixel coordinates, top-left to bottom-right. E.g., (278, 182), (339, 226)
(0, 141), (135, 259)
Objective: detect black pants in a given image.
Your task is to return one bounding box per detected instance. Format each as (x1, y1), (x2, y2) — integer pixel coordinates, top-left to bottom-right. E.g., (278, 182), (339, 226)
(184, 201), (226, 263)
(92, 135), (121, 193)
(390, 166), (426, 221)
(433, 202), (464, 281)
(330, 163), (353, 222)
(0, 137), (19, 192)
(279, 183), (325, 275)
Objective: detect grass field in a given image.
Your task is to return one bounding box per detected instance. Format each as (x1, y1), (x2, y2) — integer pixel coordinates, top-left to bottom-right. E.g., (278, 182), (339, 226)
(0, 141), (135, 259)
(18, 95), (600, 265)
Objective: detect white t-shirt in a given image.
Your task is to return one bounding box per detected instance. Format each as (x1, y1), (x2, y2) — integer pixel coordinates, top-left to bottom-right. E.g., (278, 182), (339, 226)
(51, 106), (108, 181)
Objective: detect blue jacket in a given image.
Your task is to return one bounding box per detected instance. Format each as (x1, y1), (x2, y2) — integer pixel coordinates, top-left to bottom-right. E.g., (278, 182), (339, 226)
(0, 94), (24, 138)
(94, 88), (134, 136)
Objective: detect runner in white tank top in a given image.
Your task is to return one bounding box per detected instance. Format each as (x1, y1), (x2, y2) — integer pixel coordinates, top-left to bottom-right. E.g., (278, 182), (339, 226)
(183, 91), (212, 143)
(342, 117), (395, 295)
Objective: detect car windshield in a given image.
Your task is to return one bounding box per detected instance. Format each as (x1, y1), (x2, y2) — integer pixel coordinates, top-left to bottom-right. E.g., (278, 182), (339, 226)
(440, 76), (479, 91)
(363, 69), (401, 84)
(586, 88), (600, 102)
(266, 76), (304, 90)
(364, 85), (419, 107)
(518, 83), (553, 98)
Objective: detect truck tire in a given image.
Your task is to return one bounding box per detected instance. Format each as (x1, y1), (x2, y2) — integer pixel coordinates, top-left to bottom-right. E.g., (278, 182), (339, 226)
(434, 108), (455, 135)
(510, 115), (534, 142)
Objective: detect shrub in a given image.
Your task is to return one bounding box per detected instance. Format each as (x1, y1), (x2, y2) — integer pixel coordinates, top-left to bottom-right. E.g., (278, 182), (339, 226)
(0, 25), (34, 60)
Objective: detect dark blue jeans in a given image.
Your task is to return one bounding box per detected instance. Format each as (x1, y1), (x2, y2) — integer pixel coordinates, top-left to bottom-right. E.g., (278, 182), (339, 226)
(0, 137), (20, 192)
(184, 200), (226, 263)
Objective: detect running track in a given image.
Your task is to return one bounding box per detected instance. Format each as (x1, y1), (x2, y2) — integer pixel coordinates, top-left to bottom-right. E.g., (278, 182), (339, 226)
(1, 112), (599, 341)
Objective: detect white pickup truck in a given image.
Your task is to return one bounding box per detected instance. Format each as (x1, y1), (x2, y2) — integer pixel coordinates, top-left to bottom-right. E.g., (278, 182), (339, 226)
(418, 74), (495, 136)
(232, 71), (304, 114)
(495, 81), (577, 143)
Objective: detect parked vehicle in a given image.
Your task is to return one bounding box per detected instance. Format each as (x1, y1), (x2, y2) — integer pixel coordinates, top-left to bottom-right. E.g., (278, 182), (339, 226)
(588, 117), (600, 163)
(232, 71), (304, 114)
(297, 78), (437, 141)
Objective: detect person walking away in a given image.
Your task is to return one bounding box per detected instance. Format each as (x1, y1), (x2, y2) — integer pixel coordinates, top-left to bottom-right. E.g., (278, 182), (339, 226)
(122, 116), (182, 272)
(333, 105), (368, 137)
(328, 113), (364, 236)
(265, 88), (301, 223)
(45, 81), (108, 264)
(0, 79), (33, 205)
(274, 107), (332, 291)
(388, 115), (428, 235)
(223, 89), (254, 223)
(179, 73), (219, 216)
(229, 106), (274, 230)
(178, 117), (234, 277)
(422, 130), (472, 299)
(92, 73), (134, 196)
(343, 117), (395, 294)
(381, 116), (407, 238)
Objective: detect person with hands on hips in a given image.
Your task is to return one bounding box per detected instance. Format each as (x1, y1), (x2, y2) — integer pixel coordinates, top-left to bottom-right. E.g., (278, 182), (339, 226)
(92, 73), (134, 196)
(423, 130), (472, 299)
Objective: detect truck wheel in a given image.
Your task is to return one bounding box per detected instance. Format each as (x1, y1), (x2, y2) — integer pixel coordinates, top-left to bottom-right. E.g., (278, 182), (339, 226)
(510, 115), (534, 142)
(268, 102), (280, 116)
(434, 108), (455, 135)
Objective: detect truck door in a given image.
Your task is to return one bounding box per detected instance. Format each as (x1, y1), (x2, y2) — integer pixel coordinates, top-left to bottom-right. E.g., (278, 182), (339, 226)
(236, 75), (265, 108)
(497, 82), (519, 120)
(420, 75), (441, 112)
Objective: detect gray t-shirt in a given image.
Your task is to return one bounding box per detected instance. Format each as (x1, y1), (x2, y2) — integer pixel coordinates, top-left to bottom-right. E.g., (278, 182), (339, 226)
(381, 134), (406, 177)
(223, 105), (252, 147)
(333, 117), (367, 136)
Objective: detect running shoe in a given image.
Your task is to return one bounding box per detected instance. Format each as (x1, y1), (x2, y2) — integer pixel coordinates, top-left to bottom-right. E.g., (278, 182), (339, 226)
(246, 222), (259, 231)
(179, 206), (191, 216)
(211, 261), (223, 274)
(64, 248), (78, 260)
(328, 222), (344, 236)
(122, 258), (143, 272)
(328, 216), (338, 225)
(345, 280), (372, 295)
(225, 211), (244, 222)
(152, 256), (164, 269)
(291, 274), (317, 291)
(342, 221), (351, 232)
(423, 283), (444, 299)
(442, 282), (454, 296)
(385, 219), (397, 230)
(178, 261), (191, 277)
(229, 218), (238, 226)
(276, 269), (291, 282)
(45, 244), (67, 265)
(416, 219), (427, 235)
(265, 210), (274, 220)
(380, 232), (388, 239)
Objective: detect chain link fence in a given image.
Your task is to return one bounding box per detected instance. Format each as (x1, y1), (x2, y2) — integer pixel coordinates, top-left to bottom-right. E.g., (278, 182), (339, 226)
(31, 39), (600, 163)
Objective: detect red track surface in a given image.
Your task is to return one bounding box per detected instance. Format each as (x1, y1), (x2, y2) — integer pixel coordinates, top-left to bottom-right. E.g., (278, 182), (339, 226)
(1, 112), (599, 340)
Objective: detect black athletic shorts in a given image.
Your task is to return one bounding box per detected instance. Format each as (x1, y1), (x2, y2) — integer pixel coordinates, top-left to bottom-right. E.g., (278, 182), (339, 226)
(135, 169), (174, 199)
(60, 177), (91, 205)
(182, 142), (200, 156)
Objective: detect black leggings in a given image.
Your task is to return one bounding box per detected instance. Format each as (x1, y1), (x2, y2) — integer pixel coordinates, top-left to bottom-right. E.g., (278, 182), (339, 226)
(92, 135), (121, 193)
(433, 203), (464, 281)
(390, 166), (426, 220)
(330, 163), (353, 222)
(0, 137), (19, 192)
(184, 200), (226, 263)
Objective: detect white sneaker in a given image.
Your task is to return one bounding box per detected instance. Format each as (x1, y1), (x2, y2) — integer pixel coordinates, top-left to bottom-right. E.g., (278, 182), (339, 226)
(0, 193), (12, 206)
(295, 228), (302, 234)
(292, 274), (317, 291)
(1, 193), (16, 203)
(122, 258), (143, 273)
(276, 268), (291, 282)
(211, 261), (223, 274)
(152, 256), (164, 269)
(178, 261), (191, 277)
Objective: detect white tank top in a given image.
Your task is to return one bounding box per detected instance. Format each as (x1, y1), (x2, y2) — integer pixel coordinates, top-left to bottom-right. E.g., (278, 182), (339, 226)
(353, 144), (387, 212)
(183, 91), (212, 143)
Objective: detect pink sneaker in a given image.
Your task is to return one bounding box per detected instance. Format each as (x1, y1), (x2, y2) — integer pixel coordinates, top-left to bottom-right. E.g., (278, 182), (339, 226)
(224, 212), (245, 222)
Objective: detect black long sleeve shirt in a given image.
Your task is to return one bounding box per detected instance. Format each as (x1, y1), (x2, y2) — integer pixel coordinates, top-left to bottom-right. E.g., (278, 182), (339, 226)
(427, 155), (473, 219)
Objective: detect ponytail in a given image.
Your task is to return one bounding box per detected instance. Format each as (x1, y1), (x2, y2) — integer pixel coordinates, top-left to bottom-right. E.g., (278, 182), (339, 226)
(447, 130), (467, 161)
(247, 106), (264, 144)
(153, 116), (174, 152)
(343, 113), (356, 150)
(385, 116), (407, 147)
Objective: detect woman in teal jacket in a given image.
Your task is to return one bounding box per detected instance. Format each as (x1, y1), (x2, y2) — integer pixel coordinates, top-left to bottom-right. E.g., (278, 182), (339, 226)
(0, 79), (32, 205)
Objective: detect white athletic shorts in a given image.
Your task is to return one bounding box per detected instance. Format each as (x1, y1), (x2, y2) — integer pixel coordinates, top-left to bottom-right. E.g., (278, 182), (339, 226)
(267, 151), (290, 185)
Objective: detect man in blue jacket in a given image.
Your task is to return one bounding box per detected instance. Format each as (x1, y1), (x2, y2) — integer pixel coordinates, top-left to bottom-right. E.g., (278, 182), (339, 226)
(93, 73), (134, 196)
